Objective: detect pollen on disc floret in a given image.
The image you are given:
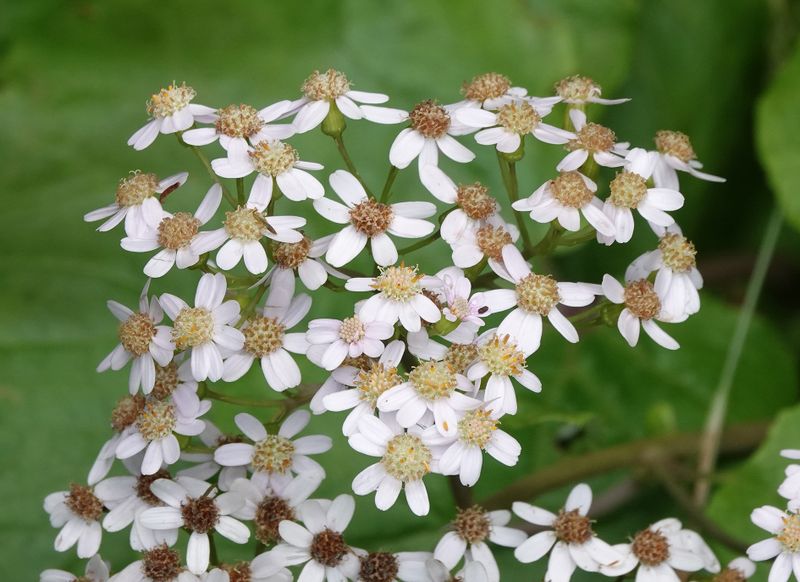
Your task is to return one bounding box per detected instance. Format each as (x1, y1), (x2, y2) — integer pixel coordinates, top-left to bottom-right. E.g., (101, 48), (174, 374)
(553, 508), (594, 544)
(118, 312), (157, 357)
(157, 212), (201, 250)
(251, 434), (296, 474)
(550, 171), (594, 208)
(65, 483), (103, 522)
(409, 100), (451, 139)
(215, 104), (264, 138)
(274, 237), (312, 269)
(172, 307), (214, 349)
(349, 199), (394, 237)
(143, 544), (184, 582)
(221, 561), (253, 582)
(456, 182), (496, 220)
(445, 343), (479, 375)
(554, 75), (600, 102)
(224, 206), (268, 240)
(359, 552), (400, 582)
(479, 335), (526, 377)
(243, 316), (285, 358)
(111, 394), (146, 432)
(136, 469), (172, 506)
(515, 273), (560, 315)
(116, 171), (159, 207)
(608, 171), (648, 208)
(654, 130), (697, 163)
(453, 505), (492, 544)
(356, 362), (401, 406)
(777, 513), (800, 552)
(151, 362), (180, 400)
(496, 101), (539, 135)
(624, 280), (661, 320)
(476, 225), (513, 261)
(339, 316), (366, 343)
(631, 528), (670, 566)
(458, 409), (498, 449)
(310, 528), (350, 567)
(659, 233), (697, 272)
(255, 496), (295, 544)
(372, 264), (423, 302)
(181, 496), (219, 533)
(569, 122), (616, 153)
(462, 72), (512, 102)
(147, 82), (196, 118)
(382, 433), (432, 482)
(302, 69), (351, 101)
(250, 141), (299, 177)
(136, 399), (177, 441)
(409, 360), (458, 400)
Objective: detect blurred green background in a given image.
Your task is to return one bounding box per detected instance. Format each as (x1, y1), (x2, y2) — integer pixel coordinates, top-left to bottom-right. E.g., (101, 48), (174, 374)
(2, 0), (800, 579)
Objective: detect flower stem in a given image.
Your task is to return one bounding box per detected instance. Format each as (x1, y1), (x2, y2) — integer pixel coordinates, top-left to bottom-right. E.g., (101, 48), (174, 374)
(380, 165), (399, 203)
(236, 177), (245, 205)
(209, 533), (219, 566)
(530, 222), (566, 255)
(333, 135), (375, 198)
(205, 388), (285, 408)
(496, 151), (533, 253)
(448, 475), (473, 509)
(398, 232), (439, 255)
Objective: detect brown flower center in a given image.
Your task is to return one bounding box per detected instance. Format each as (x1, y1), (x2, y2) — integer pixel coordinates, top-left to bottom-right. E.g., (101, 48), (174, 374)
(453, 505), (492, 544)
(359, 552), (399, 582)
(382, 434), (432, 482)
(713, 568), (748, 582)
(409, 100), (450, 139)
(659, 233), (697, 272)
(456, 183), (496, 220)
(222, 561), (253, 582)
(554, 75), (600, 102)
(608, 171), (648, 208)
(274, 237), (312, 269)
(65, 483), (103, 522)
(302, 69), (351, 101)
(250, 141), (299, 176)
(553, 509), (593, 544)
(254, 496), (295, 544)
(550, 171), (594, 208)
(215, 104), (264, 139)
(136, 469), (172, 506)
(631, 528), (670, 566)
(181, 496), (219, 533)
(116, 171), (159, 207)
(569, 123), (616, 153)
(147, 83), (195, 118)
(462, 73), (512, 102)
(243, 316), (285, 357)
(475, 225), (512, 260)
(654, 130), (696, 163)
(251, 435), (296, 474)
(157, 212), (200, 250)
(172, 307), (214, 349)
(624, 280), (660, 320)
(445, 343), (479, 375)
(310, 528), (349, 567)
(151, 362), (180, 401)
(349, 198), (394, 237)
(496, 101), (539, 135)
(143, 544), (183, 582)
(111, 394), (146, 432)
(137, 400), (177, 441)
(118, 312), (157, 357)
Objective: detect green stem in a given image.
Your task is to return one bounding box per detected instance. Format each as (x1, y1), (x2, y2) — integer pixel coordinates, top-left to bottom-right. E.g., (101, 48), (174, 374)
(333, 135), (375, 198)
(238, 283), (268, 324)
(380, 165), (400, 203)
(209, 533), (219, 566)
(694, 206), (782, 506)
(530, 222), (566, 255)
(205, 389), (285, 408)
(236, 177), (245, 205)
(496, 152), (533, 253)
(398, 232), (439, 255)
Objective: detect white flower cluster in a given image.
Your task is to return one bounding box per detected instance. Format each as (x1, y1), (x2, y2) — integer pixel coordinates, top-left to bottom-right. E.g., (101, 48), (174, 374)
(46, 71), (729, 581)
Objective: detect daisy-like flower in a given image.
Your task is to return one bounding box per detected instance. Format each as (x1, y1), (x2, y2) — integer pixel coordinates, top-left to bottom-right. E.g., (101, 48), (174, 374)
(250, 494), (361, 582)
(41, 554), (110, 582)
(221, 293), (310, 391)
(434, 506), (527, 582)
(115, 390), (210, 475)
(306, 312), (393, 371)
(262, 235), (339, 307)
(652, 130), (725, 190)
(349, 414), (438, 516)
(219, 561), (292, 582)
(232, 472), (323, 546)
(182, 100), (294, 153)
(455, 98), (573, 153)
(450, 72), (530, 111)
(597, 148), (685, 245)
(710, 558), (757, 582)
(138, 476), (249, 575)
(420, 166), (501, 247)
(625, 225), (702, 322)
(601, 274), (679, 350)
(159, 273), (244, 381)
(600, 518), (720, 581)
(321, 340), (405, 435)
(314, 170), (436, 267)
(426, 405), (521, 486)
(512, 484), (622, 581)
(354, 550), (432, 582)
(466, 331), (540, 416)
(290, 68), (390, 133)
(210, 139), (325, 203)
(747, 505), (800, 582)
(552, 75), (630, 107)
(214, 410), (331, 490)
(377, 359), (480, 437)
(120, 184), (222, 277)
(45, 483), (105, 558)
(426, 559), (489, 582)
(430, 266), (488, 333)
(109, 545), (223, 582)
(192, 190), (306, 275)
(557, 109), (628, 171)
(361, 100), (476, 172)
(512, 171), (614, 237)
(483, 245), (596, 354)
(449, 219), (519, 272)
(127, 82), (216, 150)
(97, 283), (174, 395)
(345, 265), (441, 333)
(88, 394), (147, 485)
(84, 171), (188, 237)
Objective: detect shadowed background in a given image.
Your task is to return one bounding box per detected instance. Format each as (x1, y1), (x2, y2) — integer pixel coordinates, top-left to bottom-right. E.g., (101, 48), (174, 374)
(2, 0), (800, 579)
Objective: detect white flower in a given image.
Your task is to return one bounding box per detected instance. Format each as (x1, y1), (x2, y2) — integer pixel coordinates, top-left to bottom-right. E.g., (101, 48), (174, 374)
(512, 171), (615, 237)
(41, 554), (110, 582)
(652, 130), (725, 190)
(553, 75), (630, 107)
(450, 72), (531, 111)
(250, 494), (361, 582)
(455, 98), (573, 153)
(420, 166), (502, 247)
(84, 171), (188, 236)
(377, 359), (480, 437)
(89, 394), (152, 485)
(120, 184), (222, 277)
(426, 558), (489, 582)
(361, 100), (476, 173)
(712, 558), (757, 582)
(222, 293), (310, 391)
(512, 484), (622, 581)
(482, 245), (596, 354)
(182, 100), (294, 153)
(434, 506), (527, 582)
(290, 68), (390, 133)
(211, 139), (325, 203)
(601, 518), (720, 580)
(466, 330), (540, 416)
(449, 219), (519, 272)
(178, 420), (247, 491)
(307, 312), (393, 371)
(127, 82), (216, 150)
(97, 282), (174, 395)
(159, 273), (244, 381)
(748, 505), (800, 582)
(625, 224), (702, 322)
(321, 340), (405, 435)
(425, 406), (521, 486)
(109, 546), (213, 582)
(214, 410), (331, 490)
(601, 274), (680, 350)
(596, 148), (685, 245)
(346, 265), (441, 333)
(355, 551), (432, 582)
(262, 235), (340, 307)
(44, 484), (105, 558)
(349, 414), (438, 516)
(138, 476), (249, 575)
(557, 109), (629, 172)
(430, 266), (488, 331)
(192, 190), (306, 275)
(115, 389), (209, 475)
(314, 170), (436, 267)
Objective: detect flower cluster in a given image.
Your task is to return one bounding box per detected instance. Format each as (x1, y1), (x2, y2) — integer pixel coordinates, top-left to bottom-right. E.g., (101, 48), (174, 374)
(46, 70), (731, 581)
